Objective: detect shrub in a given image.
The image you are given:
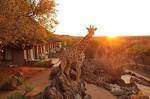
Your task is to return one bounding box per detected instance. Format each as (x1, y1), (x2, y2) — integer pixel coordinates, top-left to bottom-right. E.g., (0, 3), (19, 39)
(7, 84), (34, 99)
(0, 72), (24, 90)
(24, 84), (34, 95)
(7, 92), (25, 99)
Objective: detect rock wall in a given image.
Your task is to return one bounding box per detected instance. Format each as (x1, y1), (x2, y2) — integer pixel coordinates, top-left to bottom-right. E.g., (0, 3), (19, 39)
(34, 67), (91, 99)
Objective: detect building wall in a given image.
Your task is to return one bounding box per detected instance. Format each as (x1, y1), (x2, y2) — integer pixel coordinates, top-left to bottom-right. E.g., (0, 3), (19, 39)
(12, 49), (25, 65)
(4, 49), (12, 61)
(2, 48), (25, 65)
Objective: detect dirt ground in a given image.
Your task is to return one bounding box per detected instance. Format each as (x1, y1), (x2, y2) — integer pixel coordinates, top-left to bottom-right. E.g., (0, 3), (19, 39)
(0, 66), (45, 85)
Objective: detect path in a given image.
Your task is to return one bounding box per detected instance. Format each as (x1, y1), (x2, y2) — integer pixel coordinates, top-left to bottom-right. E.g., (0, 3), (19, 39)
(125, 69), (150, 81)
(86, 83), (117, 99)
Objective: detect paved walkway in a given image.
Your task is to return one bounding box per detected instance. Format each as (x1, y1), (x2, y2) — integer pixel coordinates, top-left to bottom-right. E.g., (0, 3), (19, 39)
(86, 83), (117, 99)
(125, 69), (150, 81)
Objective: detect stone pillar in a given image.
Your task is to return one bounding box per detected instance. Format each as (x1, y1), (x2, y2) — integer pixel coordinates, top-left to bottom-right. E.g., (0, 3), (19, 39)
(36, 45), (39, 59)
(30, 49), (34, 60)
(24, 50), (27, 61)
(32, 47), (35, 60)
(27, 50), (30, 60)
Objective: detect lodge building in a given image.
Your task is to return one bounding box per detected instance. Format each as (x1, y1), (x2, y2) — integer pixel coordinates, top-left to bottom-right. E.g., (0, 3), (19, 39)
(1, 38), (63, 65)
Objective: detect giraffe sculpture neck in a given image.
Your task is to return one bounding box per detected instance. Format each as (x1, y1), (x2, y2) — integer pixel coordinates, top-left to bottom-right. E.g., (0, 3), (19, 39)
(75, 32), (93, 53)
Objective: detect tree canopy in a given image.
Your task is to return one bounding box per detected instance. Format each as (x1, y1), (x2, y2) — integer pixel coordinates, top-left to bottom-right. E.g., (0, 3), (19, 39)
(0, 0), (57, 49)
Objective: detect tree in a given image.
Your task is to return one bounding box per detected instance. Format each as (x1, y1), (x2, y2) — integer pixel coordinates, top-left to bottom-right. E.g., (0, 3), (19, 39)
(0, 0), (57, 48)
(126, 44), (149, 65)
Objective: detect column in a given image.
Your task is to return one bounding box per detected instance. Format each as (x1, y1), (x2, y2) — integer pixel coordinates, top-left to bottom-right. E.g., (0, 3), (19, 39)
(24, 50), (27, 61)
(36, 45), (39, 59)
(30, 49), (34, 60)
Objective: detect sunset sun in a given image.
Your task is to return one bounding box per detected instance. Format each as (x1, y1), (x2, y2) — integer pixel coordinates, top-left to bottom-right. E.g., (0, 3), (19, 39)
(107, 35), (117, 39)
(106, 33), (118, 39)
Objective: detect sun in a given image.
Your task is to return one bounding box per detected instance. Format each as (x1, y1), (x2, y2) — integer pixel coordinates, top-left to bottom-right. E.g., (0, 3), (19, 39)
(107, 35), (117, 39)
(106, 33), (118, 40)
(105, 32), (118, 39)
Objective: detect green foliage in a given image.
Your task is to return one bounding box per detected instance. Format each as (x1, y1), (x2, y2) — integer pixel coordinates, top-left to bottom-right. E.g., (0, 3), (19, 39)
(7, 92), (25, 99)
(4, 79), (12, 86)
(24, 84), (34, 94)
(0, 73), (24, 90)
(14, 76), (25, 86)
(7, 74), (33, 99)
(7, 84), (34, 99)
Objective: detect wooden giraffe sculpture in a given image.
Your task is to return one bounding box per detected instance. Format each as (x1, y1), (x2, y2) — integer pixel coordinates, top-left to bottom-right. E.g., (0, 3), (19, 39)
(59, 25), (97, 82)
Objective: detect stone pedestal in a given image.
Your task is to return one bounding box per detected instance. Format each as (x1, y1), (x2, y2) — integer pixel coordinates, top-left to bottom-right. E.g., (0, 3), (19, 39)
(35, 67), (91, 99)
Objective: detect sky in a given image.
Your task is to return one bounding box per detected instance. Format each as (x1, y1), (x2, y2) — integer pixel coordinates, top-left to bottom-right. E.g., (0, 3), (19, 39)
(55, 0), (150, 36)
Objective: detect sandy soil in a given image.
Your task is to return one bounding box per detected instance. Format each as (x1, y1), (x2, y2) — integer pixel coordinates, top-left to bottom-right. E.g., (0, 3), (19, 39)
(86, 83), (117, 99)
(0, 66), (44, 85)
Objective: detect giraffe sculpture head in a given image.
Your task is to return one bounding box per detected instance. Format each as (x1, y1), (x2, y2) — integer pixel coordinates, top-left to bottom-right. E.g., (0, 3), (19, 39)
(86, 25), (97, 37)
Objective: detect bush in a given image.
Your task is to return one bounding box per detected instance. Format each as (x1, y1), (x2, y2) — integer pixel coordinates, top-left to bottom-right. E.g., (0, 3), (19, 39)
(7, 92), (25, 99)
(24, 84), (34, 95)
(0, 72), (24, 90)
(7, 84), (34, 99)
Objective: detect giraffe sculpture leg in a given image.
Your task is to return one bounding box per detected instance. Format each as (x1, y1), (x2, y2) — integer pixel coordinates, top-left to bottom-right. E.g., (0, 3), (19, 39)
(76, 54), (85, 82)
(76, 62), (82, 82)
(60, 57), (67, 74)
(64, 61), (71, 79)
